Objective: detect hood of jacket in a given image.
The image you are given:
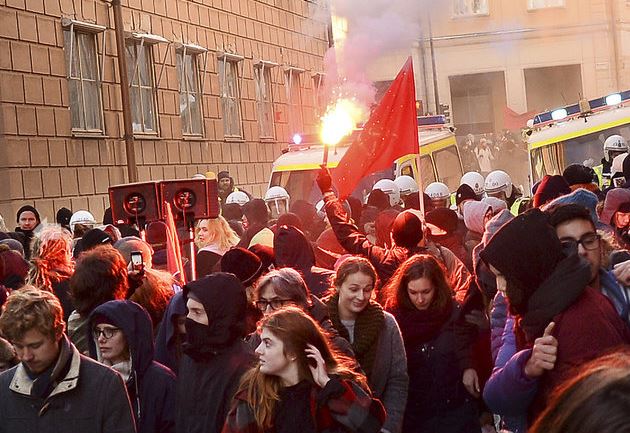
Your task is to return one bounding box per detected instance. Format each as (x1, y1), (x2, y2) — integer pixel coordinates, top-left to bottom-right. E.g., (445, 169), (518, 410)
(274, 225), (315, 270)
(88, 300), (154, 377)
(183, 272), (247, 350)
(463, 201), (491, 235)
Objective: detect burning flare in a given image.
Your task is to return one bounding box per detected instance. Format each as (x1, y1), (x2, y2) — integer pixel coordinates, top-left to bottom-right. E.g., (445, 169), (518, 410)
(320, 98), (366, 146)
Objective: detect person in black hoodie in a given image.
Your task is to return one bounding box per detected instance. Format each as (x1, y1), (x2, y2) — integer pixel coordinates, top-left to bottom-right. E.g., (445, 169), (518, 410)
(15, 205), (41, 260)
(274, 225), (334, 297)
(88, 300), (176, 433)
(176, 273), (255, 433)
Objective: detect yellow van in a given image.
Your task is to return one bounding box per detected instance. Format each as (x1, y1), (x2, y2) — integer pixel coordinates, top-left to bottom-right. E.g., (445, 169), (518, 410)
(269, 116), (463, 203)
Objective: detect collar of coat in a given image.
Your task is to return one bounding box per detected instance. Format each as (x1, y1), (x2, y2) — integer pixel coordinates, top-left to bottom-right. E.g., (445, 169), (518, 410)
(9, 335), (81, 398)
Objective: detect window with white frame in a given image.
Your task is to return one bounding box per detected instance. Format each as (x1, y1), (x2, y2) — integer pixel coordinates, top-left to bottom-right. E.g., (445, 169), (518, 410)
(528, 0), (565, 9)
(63, 23), (104, 133)
(255, 63), (275, 139)
(176, 48), (204, 136)
(126, 40), (158, 134)
(453, 0), (489, 17)
(286, 68), (304, 133)
(218, 55), (243, 138)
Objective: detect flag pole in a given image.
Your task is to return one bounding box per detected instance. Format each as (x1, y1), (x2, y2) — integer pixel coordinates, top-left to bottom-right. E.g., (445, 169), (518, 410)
(415, 154), (425, 219)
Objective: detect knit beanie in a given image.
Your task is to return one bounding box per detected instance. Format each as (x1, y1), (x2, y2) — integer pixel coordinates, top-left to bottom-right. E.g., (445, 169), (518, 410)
(533, 175), (571, 208)
(563, 164), (597, 186)
(480, 208), (564, 292)
(463, 201), (491, 235)
(248, 244), (275, 272)
(221, 247), (263, 286)
(16, 205), (40, 224)
(455, 184), (478, 206)
(0, 249), (29, 289)
(218, 171), (230, 180)
(391, 209), (424, 249)
(56, 207), (73, 227)
(542, 188), (600, 226)
(242, 199), (269, 225)
(145, 221), (169, 250)
(600, 188), (630, 225)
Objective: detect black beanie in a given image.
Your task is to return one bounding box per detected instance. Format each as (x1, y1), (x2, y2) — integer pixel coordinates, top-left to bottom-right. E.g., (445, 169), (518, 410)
(242, 199), (269, 225)
(56, 207), (73, 226)
(16, 205), (40, 224)
(562, 164), (597, 186)
(480, 208), (564, 293)
(455, 184), (478, 206)
(391, 210), (424, 249)
(221, 247), (263, 286)
(425, 208), (459, 234)
(78, 228), (113, 254)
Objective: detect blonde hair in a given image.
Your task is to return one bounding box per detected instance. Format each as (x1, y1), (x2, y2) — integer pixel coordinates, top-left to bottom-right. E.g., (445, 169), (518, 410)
(29, 225), (74, 292)
(195, 216), (239, 250)
(0, 286), (65, 342)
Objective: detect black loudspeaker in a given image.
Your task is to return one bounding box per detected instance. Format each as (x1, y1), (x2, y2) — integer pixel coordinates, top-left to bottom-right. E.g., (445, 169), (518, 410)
(108, 182), (161, 226)
(159, 179), (220, 223)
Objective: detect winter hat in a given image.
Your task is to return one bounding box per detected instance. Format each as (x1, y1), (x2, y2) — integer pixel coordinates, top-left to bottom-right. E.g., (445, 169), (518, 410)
(600, 187), (630, 225)
(455, 184), (478, 206)
(0, 239), (25, 257)
(463, 201), (491, 235)
(276, 213), (303, 231)
(221, 203), (243, 221)
(563, 164), (597, 186)
(145, 221), (169, 250)
(542, 188), (600, 227)
(391, 209), (424, 249)
(533, 175), (571, 208)
(221, 247), (263, 286)
(242, 199), (269, 225)
(218, 171), (230, 180)
(16, 205), (40, 225)
(482, 196), (508, 213)
(56, 207), (72, 228)
(248, 244), (275, 272)
(75, 228), (112, 257)
(425, 208), (459, 234)
(0, 249), (29, 289)
(480, 208), (564, 293)
(366, 189), (390, 211)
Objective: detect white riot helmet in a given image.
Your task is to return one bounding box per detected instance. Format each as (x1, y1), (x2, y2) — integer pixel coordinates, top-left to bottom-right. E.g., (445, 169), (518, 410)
(425, 182), (450, 208)
(611, 153), (628, 175)
(264, 186), (290, 219)
(604, 135), (628, 161)
(225, 191), (250, 206)
(394, 175), (419, 196)
(69, 210), (96, 234)
(460, 172), (485, 197)
(372, 179), (401, 207)
(485, 170), (513, 198)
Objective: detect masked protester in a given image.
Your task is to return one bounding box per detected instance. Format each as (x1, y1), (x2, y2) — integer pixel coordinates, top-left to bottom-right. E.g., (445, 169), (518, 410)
(176, 273), (255, 433)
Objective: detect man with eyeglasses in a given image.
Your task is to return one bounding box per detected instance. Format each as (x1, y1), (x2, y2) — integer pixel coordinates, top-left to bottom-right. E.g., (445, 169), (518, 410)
(0, 287), (135, 433)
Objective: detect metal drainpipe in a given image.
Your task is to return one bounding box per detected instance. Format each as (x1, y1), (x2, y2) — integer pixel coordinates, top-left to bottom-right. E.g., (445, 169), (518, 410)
(607, 0), (622, 90)
(428, 13), (440, 114)
(112, 0), (138, 183)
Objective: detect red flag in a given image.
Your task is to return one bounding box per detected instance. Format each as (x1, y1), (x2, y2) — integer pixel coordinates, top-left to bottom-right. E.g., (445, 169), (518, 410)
(164, 202), (186, 284)
(332, 57), (418, 199)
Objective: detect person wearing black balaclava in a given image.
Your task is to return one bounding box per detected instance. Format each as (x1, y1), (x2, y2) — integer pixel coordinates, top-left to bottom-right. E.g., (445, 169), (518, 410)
(15, 205), (41, 260)
(175, 273), (255, 433)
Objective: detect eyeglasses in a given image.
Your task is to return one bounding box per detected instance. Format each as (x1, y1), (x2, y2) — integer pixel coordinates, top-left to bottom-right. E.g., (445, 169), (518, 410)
(560, 233), (601, 251)
(92, 327), (121, 340)
(255, 298), (294, 312)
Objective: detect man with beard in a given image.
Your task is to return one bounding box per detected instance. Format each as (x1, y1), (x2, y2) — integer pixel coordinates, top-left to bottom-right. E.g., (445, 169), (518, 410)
(175, 273), (254, 433)
(600, 187), (630, 248)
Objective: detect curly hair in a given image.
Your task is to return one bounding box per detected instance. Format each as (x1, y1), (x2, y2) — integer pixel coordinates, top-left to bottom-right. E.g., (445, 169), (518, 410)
(0, 286), (65, 342)
(29, 225), (74, 292)
(70, 245), (129, 316)
(129, 268), (174, 330)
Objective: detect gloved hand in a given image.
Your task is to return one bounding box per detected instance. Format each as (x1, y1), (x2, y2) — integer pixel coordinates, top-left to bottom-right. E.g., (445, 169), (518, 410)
(316, 165), (333, 194)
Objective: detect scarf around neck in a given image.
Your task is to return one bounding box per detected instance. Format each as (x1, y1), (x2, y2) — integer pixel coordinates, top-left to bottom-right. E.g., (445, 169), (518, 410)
(326, 293), (384, 378)
(390, 300), (453, 351)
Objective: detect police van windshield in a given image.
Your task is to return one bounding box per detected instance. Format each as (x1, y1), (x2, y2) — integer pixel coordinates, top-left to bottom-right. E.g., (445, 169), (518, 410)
(530, 124), (630, 182)
(270, 168), (394, 205)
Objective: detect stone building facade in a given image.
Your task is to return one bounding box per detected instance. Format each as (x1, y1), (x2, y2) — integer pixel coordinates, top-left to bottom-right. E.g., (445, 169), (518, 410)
(0, 0), (330, 223)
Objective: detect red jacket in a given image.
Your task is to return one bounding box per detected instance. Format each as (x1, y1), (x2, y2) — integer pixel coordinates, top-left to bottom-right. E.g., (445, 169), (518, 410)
(221, 377), (386, 433)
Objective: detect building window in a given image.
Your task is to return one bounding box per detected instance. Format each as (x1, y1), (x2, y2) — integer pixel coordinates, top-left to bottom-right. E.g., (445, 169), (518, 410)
(219, 56), (243, 138)
(176, 49), (203, 136)
(312, 73), (325, 117)
(453, 0), (489, 16)
(126, 41), (158, 134)
(63, 27), (104, 133)
(255, 63), (275, 139)
(286, 68), (304, 134)
(528, 0), (565, 9)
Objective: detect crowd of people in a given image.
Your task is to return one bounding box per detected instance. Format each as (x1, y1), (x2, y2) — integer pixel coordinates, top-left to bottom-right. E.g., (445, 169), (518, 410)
(1, 161), (630, 433)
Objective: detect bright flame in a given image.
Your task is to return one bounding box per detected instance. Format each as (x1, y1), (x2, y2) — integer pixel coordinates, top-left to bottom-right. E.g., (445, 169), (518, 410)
(320, 99), (365, 146)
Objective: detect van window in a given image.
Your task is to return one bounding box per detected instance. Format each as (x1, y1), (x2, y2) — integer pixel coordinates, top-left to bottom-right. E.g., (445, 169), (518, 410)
(418, 155), (436, 188)
(433, 146), (463, 191)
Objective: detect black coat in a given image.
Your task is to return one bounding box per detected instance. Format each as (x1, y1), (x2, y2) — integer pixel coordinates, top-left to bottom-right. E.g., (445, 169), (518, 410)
(397, 303), (480, 433)
(89, 300), (176, 433)
(0, 337), (135, 433)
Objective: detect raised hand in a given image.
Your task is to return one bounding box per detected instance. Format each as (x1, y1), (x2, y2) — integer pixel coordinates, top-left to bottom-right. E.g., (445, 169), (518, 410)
(316, 165), (333, 194)
(524, 322), (557, 378)
(305, 343), (330, 388)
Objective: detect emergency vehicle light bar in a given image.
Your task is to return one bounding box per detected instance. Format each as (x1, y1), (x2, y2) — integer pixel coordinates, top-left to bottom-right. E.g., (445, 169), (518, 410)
(417, 115), (446, 126)
(533, 90), (630, 126)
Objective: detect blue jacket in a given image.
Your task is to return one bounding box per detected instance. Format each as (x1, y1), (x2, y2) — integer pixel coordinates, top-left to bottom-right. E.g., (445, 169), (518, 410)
(155, 292), (187, 374)
(600, 268), (630, 324)
(89, 300), (176, 433)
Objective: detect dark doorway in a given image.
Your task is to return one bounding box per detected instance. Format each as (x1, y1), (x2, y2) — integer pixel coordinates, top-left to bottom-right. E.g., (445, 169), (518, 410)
(524, 64), (583, 113)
